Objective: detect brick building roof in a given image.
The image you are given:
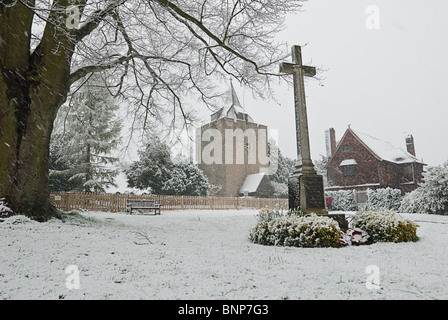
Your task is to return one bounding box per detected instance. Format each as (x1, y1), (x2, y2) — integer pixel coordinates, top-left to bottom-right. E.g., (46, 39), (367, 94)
(345, 129), (424, 164)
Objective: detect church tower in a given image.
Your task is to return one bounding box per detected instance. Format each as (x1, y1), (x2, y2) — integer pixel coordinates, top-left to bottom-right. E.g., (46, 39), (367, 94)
(196, 83), (273, 197)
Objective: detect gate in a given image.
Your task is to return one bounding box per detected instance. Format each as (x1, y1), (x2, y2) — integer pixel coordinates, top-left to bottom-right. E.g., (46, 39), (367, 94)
(354, 190), (368, 210)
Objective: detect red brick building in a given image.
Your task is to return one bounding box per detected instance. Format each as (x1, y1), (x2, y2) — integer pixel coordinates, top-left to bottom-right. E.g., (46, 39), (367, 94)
(325, 127), (425, 194)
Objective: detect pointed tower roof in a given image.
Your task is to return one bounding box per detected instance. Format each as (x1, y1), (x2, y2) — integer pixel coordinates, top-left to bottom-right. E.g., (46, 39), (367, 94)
(210, 81), (254, 123)
(230, 81), (242, 107)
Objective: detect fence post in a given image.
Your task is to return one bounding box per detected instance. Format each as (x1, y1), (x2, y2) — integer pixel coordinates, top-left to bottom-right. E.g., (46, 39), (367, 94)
(65, 193), (70, 211)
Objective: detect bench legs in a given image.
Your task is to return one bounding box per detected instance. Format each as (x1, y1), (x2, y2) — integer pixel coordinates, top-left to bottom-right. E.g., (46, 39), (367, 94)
(127, 208), (160, 215)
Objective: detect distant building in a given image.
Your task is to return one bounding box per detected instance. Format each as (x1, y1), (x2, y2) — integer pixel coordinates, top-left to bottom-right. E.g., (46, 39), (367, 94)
(325, 127), (425, 194)
(196, 83), (274, 197)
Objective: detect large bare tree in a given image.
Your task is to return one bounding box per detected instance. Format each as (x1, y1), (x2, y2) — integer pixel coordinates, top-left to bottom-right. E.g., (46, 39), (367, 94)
(0, 0), (303, 220)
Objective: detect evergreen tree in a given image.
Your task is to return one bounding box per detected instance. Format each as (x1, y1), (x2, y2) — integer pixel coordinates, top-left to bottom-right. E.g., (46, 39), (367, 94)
(49, 143), (83, 192)
(51, 76), (122, 192)
(126, 137), (210, 196)
(314, 155), (329, 185)
(163, 159), (210, 196)
(268, 140), (295, 198)
(126, 136), (175, 194)
(400, 161), (448, 215)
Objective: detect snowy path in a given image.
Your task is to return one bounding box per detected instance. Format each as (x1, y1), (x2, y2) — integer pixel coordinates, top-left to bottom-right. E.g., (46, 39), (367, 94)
(1, 210), (447, 300)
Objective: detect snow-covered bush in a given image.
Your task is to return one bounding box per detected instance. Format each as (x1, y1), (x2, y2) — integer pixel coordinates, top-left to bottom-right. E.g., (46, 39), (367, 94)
(325, 190), (356, 211)
(255, 206), (287, 222)
(271, 181), (288, 198)
(162, 160), (210, 196)
(400, 162), (448, 215)
(399, 190), (426, 214)
(366, 188), (402, 211)
(351, 211), (418, 243)
(249, 211), (341, 248)
(0, 198), (12, 217)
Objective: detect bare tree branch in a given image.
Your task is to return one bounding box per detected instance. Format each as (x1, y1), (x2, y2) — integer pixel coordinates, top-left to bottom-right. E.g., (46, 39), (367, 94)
(153, 0), (278, 76)
(76, 0), (127, 41)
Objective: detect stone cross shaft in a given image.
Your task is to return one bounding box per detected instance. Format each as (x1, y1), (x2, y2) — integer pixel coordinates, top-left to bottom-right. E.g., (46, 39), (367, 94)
(280, 45), (317, 175)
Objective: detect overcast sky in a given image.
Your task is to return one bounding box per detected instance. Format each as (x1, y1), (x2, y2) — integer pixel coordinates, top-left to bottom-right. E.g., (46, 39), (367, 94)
(195, 0), (448, 167)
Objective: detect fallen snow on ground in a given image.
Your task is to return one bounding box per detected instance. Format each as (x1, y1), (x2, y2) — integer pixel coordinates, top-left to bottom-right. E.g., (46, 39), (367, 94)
(1, 210), (447, 300)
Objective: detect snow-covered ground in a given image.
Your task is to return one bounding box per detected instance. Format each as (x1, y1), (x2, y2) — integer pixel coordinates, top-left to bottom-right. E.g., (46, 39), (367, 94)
(1, 210), (447, 300)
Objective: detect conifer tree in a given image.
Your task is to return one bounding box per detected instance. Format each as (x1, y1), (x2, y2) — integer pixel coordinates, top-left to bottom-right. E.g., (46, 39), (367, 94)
(126, 136), (210, 196)
(51, 76), (122, 192)
(400, 162), (448, 215)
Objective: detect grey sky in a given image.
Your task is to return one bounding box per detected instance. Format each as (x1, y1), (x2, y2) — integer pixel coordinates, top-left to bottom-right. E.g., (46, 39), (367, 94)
(197, 0), (448, 167)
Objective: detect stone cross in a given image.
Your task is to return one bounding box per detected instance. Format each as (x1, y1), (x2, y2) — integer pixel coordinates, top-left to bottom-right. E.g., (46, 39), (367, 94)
(279, 45), (317, 175)
(278, 45), (347, 223)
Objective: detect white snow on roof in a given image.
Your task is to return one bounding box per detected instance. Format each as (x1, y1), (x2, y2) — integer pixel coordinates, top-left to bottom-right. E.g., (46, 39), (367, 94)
(351, 130), (422, 164)
(340, 159), (357, 166)
(210, 82), (254, 123)
(218, 104), (254, 122)
(239, 172), (265, 194)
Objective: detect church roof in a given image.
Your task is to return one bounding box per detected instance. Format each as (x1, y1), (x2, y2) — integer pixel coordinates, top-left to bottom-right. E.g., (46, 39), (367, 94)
(210, 82), (254, 123)
(239, 172), (265, 194)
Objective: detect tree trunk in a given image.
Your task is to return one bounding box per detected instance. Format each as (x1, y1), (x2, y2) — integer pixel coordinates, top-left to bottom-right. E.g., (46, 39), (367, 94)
(85, 142), (92, 193)
(0, 91), (59, 221)
(0, 68), (72, 220)
(1, 1), (76, 221)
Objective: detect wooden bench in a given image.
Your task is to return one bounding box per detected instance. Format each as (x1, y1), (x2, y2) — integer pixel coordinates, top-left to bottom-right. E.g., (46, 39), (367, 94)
(126, 199), (161, 215)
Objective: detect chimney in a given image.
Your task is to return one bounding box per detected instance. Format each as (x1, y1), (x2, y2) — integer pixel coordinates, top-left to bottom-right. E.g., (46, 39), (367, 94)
(405, 134), (416, 156)
(325, 128), (337, 158)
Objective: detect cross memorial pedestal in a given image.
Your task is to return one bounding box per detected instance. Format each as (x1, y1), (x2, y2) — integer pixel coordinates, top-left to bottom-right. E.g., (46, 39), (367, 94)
(280, 45), (328, 216)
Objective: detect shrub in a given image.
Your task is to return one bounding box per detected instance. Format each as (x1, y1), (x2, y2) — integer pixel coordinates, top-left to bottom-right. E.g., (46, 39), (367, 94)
(0, 198), (13, 217)
(325, 190), (356, 211)
(250, 210), (341, 248)
(256, 206), (287, 223)
(351, 211), (418, 243)
(366, 188), (402, 211)
(400, 162), (448, 215)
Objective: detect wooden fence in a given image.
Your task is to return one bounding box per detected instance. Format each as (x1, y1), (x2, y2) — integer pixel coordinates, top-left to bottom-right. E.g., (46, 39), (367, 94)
(50, 192), (288, 213)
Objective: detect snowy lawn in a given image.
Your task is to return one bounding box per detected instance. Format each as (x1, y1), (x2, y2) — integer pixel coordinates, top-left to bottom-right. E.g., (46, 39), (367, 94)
(1, 209), (447, 300)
